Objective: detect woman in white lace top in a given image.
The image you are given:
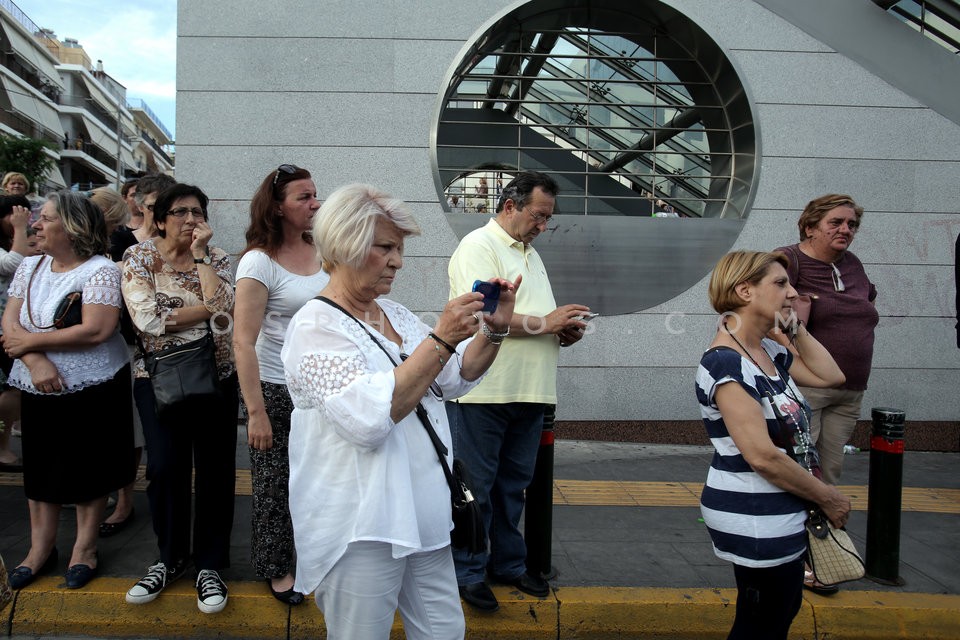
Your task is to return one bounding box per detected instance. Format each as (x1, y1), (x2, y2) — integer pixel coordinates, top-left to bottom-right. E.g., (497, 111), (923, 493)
(2, 191), (134, 591)
(282, 183), (518, 640)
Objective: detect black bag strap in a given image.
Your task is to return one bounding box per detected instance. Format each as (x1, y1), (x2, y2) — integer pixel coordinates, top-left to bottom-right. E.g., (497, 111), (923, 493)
(315, 296), (461, 497)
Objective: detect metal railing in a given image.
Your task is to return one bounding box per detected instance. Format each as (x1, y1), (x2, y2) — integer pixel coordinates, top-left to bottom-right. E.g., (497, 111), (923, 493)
(438, 25), (752, 219)
(0, 0), (57, 50)
(875, 0), (960, 53)
(127, 98), (174, 141)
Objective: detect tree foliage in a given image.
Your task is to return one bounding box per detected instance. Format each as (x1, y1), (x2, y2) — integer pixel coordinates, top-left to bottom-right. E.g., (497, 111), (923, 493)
(0, 134), (57, 193)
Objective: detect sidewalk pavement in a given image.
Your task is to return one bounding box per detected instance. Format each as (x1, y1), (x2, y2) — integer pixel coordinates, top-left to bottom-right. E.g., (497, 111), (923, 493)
(2, 432), (959, 639)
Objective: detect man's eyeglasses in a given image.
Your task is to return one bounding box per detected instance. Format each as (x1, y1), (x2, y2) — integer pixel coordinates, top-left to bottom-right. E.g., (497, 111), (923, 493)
(272, 164), (299, 189)
(527, 209), (552, 225)
(399, 352), (443, 399)
(830, 262), (845, 292)
(169, 207), (206, 219)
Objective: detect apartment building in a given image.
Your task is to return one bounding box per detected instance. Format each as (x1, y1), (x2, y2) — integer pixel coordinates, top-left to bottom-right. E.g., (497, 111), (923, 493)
(0, 1), (172, 192)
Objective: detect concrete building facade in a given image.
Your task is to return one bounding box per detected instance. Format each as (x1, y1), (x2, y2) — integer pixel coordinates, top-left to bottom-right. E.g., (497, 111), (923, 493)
(177, 0), (960, 446)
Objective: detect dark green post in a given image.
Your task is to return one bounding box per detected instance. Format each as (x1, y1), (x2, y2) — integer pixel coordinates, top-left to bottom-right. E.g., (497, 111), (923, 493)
(525, 403), (557, 579)
(865, 407), (906, 585)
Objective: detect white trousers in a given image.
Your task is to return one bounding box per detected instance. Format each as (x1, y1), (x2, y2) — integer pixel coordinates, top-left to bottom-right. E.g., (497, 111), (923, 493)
(314, 541), (465, 640)
(799, 386), (864, 485)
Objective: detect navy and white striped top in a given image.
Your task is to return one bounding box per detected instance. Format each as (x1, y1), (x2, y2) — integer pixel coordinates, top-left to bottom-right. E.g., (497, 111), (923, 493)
(695, 339), (811, 568)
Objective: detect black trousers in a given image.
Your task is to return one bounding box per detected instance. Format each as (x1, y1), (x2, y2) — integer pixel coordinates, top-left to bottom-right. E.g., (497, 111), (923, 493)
(138, 372), (239, 570)
(729, 557), (805, 640)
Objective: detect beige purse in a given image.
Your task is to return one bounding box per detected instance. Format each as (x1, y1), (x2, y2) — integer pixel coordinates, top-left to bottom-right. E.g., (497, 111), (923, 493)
(806, 509), (866, 586)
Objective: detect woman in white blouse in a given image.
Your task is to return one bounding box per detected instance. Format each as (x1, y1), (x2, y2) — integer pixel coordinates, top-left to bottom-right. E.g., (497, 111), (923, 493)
(234, 165), (328, 605)
(2, 192), (133, 590)
(281, 183), (518, 640)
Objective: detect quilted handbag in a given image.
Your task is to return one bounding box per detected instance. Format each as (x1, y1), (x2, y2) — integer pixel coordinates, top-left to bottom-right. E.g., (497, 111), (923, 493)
(806, 508), (866, 586)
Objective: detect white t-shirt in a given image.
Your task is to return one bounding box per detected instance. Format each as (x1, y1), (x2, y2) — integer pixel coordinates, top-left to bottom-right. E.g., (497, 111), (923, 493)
(235, 249), (329, 384)
(281, 297), (481, 595)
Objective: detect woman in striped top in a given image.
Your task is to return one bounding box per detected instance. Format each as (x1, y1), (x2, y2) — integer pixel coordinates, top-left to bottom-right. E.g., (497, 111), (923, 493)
(695, 250), (851, 640)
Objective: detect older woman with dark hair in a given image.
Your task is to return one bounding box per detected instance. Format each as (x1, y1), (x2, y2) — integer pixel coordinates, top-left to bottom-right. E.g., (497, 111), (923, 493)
(2, 191), (133, 590)
(234, 164), (327, 604)
(696, 250), (852, 640)
(282, 183), (518, 639)
(121, 183), (238, 614)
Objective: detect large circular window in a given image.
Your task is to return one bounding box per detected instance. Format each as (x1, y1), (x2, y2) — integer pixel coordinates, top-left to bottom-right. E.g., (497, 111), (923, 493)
(431, 0), (758, 314)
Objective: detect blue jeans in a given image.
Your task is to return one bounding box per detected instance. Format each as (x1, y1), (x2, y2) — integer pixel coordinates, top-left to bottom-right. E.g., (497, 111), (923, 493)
(447, 401), (544, 585)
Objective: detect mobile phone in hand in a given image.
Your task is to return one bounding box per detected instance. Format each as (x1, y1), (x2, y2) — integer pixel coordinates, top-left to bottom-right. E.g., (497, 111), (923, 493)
(472, 280), (500, 314)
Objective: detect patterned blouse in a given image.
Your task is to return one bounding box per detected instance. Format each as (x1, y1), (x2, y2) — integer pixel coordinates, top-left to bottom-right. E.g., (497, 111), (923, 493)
(121, 238), (235, 379)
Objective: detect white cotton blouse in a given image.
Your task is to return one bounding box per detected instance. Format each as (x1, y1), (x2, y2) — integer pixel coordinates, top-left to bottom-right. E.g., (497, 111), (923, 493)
(281, 297), (481, 595)
(235, 249), (329, 384)
(7, 254), (128, 393)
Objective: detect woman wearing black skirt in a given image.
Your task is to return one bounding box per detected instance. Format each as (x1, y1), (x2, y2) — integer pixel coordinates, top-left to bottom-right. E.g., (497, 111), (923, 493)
(2, 191), (134, 590)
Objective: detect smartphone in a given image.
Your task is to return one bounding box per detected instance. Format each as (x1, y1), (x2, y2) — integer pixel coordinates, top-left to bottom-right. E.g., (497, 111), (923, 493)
(472, 280), (500, 314)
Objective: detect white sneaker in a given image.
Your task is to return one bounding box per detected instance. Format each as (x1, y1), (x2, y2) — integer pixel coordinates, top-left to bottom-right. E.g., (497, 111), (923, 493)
(196, 569), (228, 614)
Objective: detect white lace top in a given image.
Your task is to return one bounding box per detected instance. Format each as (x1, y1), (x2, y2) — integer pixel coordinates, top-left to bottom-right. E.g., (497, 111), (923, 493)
(281, 297), (482, 595)
(7, 254), (128, 394)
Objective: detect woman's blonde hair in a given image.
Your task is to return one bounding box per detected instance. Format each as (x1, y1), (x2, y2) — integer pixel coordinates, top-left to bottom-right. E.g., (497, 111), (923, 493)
(708, 250), (789, 314)
(313, 183), (420, 271)
(89, 187), (128, 233)
(2, 171), (29, 192)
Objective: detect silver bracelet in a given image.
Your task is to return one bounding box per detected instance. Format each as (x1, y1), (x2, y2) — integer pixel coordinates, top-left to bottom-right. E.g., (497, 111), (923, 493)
(481, 322), (509, 345)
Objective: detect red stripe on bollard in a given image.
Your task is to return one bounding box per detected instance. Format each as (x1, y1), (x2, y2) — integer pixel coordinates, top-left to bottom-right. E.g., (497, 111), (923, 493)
(870, 436), (904, 454)
(540, 431), (554, 446)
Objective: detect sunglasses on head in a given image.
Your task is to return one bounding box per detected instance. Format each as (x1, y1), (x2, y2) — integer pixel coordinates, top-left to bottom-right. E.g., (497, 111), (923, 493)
(272, 164), (299, 190)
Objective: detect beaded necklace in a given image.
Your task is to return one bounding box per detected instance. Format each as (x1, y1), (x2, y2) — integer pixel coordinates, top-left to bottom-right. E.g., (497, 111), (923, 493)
(722, 322), (820, 474)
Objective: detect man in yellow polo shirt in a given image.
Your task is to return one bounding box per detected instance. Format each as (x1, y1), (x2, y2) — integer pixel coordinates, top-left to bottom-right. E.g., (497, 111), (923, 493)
(447, 171), (590, 612)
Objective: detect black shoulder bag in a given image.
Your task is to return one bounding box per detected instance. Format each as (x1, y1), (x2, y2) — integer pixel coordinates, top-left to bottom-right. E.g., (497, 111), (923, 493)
(26, 256), (82, 330)
(137, 326), (220, 415)
(317, 296), (486, 554)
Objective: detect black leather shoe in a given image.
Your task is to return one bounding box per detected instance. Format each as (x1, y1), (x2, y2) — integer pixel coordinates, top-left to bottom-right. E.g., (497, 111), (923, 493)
(99, 507), (135, 538)
(8, 547), (58, 590)
(267, 579), (305, 605)
(65, 562), (99, 589)
(459, 581), (499, 612)
(489, 571), (550, 597)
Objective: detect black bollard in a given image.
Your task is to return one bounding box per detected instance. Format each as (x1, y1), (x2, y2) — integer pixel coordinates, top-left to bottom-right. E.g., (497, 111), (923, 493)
(525, 403), (557, 580)
(865, 407), (906, 585)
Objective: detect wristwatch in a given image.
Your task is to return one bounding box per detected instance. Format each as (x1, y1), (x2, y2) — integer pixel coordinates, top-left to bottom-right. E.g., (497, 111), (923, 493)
(194, 254), (212, 265)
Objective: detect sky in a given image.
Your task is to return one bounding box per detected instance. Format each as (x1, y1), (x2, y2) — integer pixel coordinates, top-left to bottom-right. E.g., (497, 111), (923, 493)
(19, 0), (178, 139)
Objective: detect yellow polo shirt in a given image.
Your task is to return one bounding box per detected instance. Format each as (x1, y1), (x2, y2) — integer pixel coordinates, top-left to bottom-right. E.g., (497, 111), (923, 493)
(448, 219), (559, 404)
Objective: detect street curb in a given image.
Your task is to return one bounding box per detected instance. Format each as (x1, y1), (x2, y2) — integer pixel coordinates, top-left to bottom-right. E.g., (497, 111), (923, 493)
(6, 578), (960, 639)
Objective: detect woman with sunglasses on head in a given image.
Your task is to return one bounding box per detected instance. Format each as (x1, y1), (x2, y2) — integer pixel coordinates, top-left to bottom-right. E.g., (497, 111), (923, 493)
(233, 165), (328, 605)
(121, 184), (239, 614)
(774, 199), (878, 467)
(2, 192), (134, 591)
(696, 250), (851, 640)
(281, 183), (518, 639)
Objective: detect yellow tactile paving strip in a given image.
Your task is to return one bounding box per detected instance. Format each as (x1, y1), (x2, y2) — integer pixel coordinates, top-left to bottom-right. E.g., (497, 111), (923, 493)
(2, 468), (957, 514)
